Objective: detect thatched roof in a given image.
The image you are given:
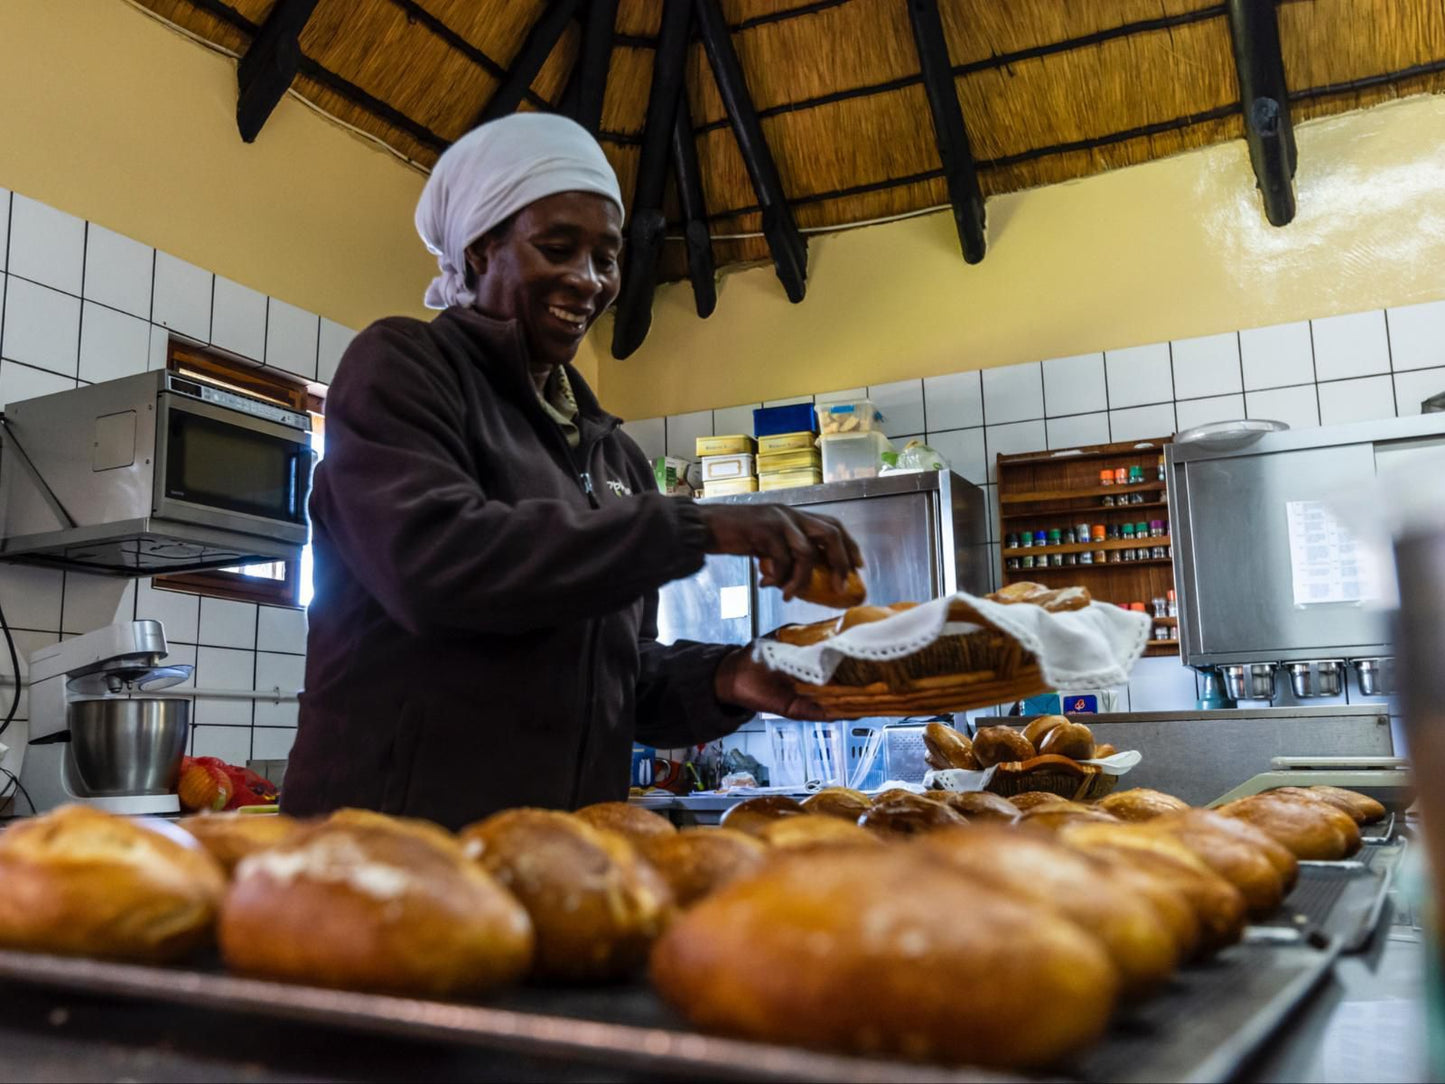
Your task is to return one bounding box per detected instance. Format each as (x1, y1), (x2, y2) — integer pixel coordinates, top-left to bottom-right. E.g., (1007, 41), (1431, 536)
(134, 0), (1445, 347)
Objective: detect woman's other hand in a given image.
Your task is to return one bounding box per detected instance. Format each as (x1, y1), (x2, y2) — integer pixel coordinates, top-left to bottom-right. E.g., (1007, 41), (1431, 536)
(695, 504), (862, 601)
(714, 648), (829, 720)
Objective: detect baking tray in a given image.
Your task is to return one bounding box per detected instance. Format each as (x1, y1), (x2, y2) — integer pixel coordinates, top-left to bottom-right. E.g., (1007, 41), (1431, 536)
(0, 934), (1338, 1084)
(1249, 840), (1406, 953)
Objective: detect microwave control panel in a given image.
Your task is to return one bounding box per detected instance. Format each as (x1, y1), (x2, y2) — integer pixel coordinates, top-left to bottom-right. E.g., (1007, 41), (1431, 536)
(163, 375), (311, 431)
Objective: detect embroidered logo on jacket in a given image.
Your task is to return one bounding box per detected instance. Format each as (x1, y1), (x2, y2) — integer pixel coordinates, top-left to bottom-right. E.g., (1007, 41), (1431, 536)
(606, 479), (632, 497)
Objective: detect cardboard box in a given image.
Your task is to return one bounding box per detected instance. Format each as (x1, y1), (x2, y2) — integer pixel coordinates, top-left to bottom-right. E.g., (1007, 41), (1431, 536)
(695, 434), (756, 456)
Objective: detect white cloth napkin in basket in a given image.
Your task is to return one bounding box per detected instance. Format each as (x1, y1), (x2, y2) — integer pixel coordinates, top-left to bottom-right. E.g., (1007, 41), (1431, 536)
(753, 591), (1151, 689)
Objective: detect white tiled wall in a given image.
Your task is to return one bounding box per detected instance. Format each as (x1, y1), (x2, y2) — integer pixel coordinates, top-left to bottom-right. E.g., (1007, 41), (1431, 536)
(632, 302), (1445, 721)
(0, 186), (359, 768)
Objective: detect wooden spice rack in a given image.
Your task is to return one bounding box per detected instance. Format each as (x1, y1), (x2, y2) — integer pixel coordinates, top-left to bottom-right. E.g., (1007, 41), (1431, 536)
(996, 437), (1178, 658)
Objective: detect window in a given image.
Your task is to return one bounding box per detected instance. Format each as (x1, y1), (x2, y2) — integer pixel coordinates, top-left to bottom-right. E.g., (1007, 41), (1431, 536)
(154, 341), (323, 608)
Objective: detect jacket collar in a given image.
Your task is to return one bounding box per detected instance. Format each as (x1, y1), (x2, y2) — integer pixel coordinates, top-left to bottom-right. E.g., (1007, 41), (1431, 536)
(436, 306), (621, 432)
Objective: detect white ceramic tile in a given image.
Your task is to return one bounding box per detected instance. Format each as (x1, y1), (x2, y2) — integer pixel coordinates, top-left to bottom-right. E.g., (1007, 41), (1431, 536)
(1127, 656), (1200, 712)
(762, 395), (813, 408)
(252, 726), (297, 758)
(5, 630), (61, 719)
(7, 195), (85, 295)
(1317, 375), (1397, 427)
(2, 277), (80, 375)
(210, 276), (267, 362)
(146, 323), (173, 372)
(1393, 366), (1445, 415)
(983, 419), (1046, 482)
(1239, 321), (1314, 390)
(1174, 394), (1246, 433)
(191, 725), (252, 762)
(257, 605), (308, 655)
(1171, 332), (1242, 400)
(1109, 403), (1176, 442)
(255, 653), (305, 727)
(1312, 310), (1390, 382)
(665, 409), (713, 459)
(0, 565), (63, 631)
(82, 224), (152, 318)
(621, 417), (666, 462)
(922, 371), (983, 430)
(194, 646), (255, 726)
(0, 188), (9, 271)
(317, 318), (356, 386)
(1041, 352), (1107, 417)
(868, 379), (925, 438)
(712, 403), (760, 437)
(60, 574), (135, 635)
(813, 386), (867, 404)
(1386, 300), (1445, 372)
(981, 361), (1044, 424)
(1104, 343), (1173, 408)
(199, 597), (258, 649)
(925, 426), (986, 485)
(78, 301), (149, 383)
(1045, 411), (1110, 449)
(266, 298), (319, 380)
(135, 579), (200, 643)
(152, 252), (212, 340)
(1245, 384), (1319, 429)
(0, 361), (73, 408)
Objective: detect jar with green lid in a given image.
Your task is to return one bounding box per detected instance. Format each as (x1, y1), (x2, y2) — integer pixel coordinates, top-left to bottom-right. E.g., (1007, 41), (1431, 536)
(1122, 523), (1136, 540)
(1047, 528), (1063, 547)
(1135, 522), (1149, 537)
(1128, 465), (1144, 485)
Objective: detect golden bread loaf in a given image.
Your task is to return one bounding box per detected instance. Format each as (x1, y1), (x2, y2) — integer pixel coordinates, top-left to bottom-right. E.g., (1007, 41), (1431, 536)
(1305, 785), (1387, 825)
(1139, 812), (1288, 917)
(1018, 804), (1121, 831)
(1216, 794), (1361, 860)
(836, 604), (900, 633)
(1021, 715), (1068, 749)
(460, 809), (673, 981)
(1037, 721), (1096, 760)
(800, 787), (873, 820)
(971, 726), (1036, 767)
(1093, 743), (1118, 758)
(1096, 788), (1191, 823)
(178, 812), (301, 874)
(759, 814), (881, 849)
(758, 561), (867, 609)
(0, 805), (225, 962)
(1161, 810), (1299, 892)
(636, 829), (767, 908)
(221, 818), (533, 995)
(857, 791), (969, 835)
(325, 807), (465, 854)
(774, 620), (840, 647)
(924, 790), (1020, 822)
(923, 722), (980, 771)
(649, 846), (1119, 1068)
(1077, 847), (1203, 962)
(718, 796), (806, 838)
(1009, 791), (1070, 812)
(574, 801), (677, 844)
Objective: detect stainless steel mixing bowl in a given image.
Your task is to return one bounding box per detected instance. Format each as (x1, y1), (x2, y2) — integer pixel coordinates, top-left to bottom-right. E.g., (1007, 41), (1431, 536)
(66, 697), (190, 796)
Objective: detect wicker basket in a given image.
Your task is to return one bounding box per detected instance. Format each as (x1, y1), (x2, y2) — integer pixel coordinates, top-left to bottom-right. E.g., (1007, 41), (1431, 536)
(983, 755), (1121, 801)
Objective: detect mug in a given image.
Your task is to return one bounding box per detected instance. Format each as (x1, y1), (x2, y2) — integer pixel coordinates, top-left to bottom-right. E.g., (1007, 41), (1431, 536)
(631, 747), (683, 790)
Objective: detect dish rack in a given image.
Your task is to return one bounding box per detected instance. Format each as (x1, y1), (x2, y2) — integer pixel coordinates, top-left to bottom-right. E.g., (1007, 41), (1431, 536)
(846, 721), (938, 789)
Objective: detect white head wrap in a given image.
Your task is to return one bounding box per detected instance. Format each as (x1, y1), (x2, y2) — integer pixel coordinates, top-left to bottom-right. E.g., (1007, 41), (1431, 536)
(414, 113), (625, 310)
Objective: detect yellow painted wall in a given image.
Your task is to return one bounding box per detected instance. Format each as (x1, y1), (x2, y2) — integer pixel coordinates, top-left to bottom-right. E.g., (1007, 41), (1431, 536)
(590, 94), (1445, 421)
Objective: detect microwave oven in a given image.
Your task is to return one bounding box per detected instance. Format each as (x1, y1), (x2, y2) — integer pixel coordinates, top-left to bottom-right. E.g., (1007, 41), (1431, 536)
(0, 370), (313, 575)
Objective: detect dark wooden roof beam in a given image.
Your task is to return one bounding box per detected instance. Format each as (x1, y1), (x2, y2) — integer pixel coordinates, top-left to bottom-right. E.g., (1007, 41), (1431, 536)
(474, 0), (584, 127)
(694, 0), (807, 302)
(906, 0), (985, 263)
(672, 92), (717, 319)
(574, 0), (619, 135)
(236, 0), (320, 142)
(611, 0), (693, 358)
(1226, 0), (1297, 226)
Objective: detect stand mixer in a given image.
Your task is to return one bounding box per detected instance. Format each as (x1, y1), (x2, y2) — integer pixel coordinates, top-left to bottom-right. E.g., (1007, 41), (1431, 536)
(18, 620), (193, 815)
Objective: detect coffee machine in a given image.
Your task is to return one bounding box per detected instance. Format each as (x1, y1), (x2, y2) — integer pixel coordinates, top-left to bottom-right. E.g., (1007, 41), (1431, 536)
(18, 620), (193, 815)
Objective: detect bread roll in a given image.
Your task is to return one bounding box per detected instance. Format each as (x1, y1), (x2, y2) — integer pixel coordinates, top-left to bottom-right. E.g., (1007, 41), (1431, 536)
(1078, 847), (1203, 962)
(222, 818), (532, 996)
(775, 620), (839, 647)
(926, 790), (1020, 822)
(837, 604), (899, 633)
(799, 787), (873, 820)
(759, 814), (881, 849)
(972, 726), (1036, 767)
(857, 791), (968, 835)
(1097, 788), (1191, 823)
(1038, 721), (1096, 760)
(719, 796), (806, 838)
(574, 801), (677, 844)
(460, 809), (673, 981)
(1217, 793), (1361, 860)
(636, 829), (767, 908)
(923, 722), (980, 771)
(650, 847), (1118, 1068)
(1139, 813), (1287, 917)
(1058, 823), (1248, 954)
(1009, 791), (1069, 812)
(0, 805), (224, 962)
(1022, 715), (1068, 749)
(1275, 786), (1386, 826)
(919, 826), (1180, 995)
(178, 812), (301, 874)
(1019, 804), (1121, 832)
(326, 807), (465, 854)
(1161, 809), (1299, 892)
(1093, 743), (1118, 758)
(759, 561), (867, 609)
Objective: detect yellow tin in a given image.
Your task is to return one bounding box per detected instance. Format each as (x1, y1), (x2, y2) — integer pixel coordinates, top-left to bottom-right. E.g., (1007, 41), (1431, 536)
(695, 434), (756, 456)
(757, 447), (822, 474)
(757, 431), (816, 454)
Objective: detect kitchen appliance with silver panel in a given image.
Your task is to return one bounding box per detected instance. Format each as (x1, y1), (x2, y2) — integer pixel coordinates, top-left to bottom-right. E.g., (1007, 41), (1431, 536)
(1166, 412), (1445, 690)
(0, 370), (312, 575)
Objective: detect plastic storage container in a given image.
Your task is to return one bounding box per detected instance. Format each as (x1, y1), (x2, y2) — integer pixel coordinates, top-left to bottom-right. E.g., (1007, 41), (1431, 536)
(820, 430), (892, 482)
(815, 399), (884, 435)
(766, 719), (847, 788)
(753, 403), (816, 438)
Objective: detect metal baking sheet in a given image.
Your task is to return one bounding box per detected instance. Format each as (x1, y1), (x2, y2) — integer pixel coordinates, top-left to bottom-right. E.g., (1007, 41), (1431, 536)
(1251, 840), (1405, 953)
(0, 935), (1338, 1084)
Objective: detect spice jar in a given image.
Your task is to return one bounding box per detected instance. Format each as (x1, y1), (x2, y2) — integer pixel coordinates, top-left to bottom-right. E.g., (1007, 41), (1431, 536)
(1108, 550), (1123, 564)
(1128, 465), (1144, 485)
(1006, 557), (1021, 570)
(1091, 525), (1106, 543)
(1106, 524), (1120, 540)
(1129, 491), (1145, 504)
(1021, 555), (1035, 569)
(1157, 455), (1166, 482)
(1075, 522), (1091, 543)
(1149, 520), (1165, 538)
(1151, 545), (1167, 560)
(1100, 469), (1114, 487)
(1047, 528), (1063, 547)
(1033, 530), (1047, 548)
(1094, 550), (1106, 564)
(1135, 522), (1149, 538)
(1005, 532), (1018, 549)
(1063, 553), (1077, 566)
(1050, 553), (1064, 567)
(1167, 589), (1178, 618)
(1080, 551), (1093, 565)
(1102, 495), (1116, 507)
(1114, 467), (1128, 486)
(1121, 523), (1136, 541)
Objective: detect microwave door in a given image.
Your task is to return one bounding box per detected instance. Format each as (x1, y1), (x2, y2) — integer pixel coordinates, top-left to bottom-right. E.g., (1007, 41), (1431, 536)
(152, 395), (312, 544)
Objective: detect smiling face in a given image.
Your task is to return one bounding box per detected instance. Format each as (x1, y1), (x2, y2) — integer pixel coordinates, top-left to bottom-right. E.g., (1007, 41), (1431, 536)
(466, 191), (623, 380)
